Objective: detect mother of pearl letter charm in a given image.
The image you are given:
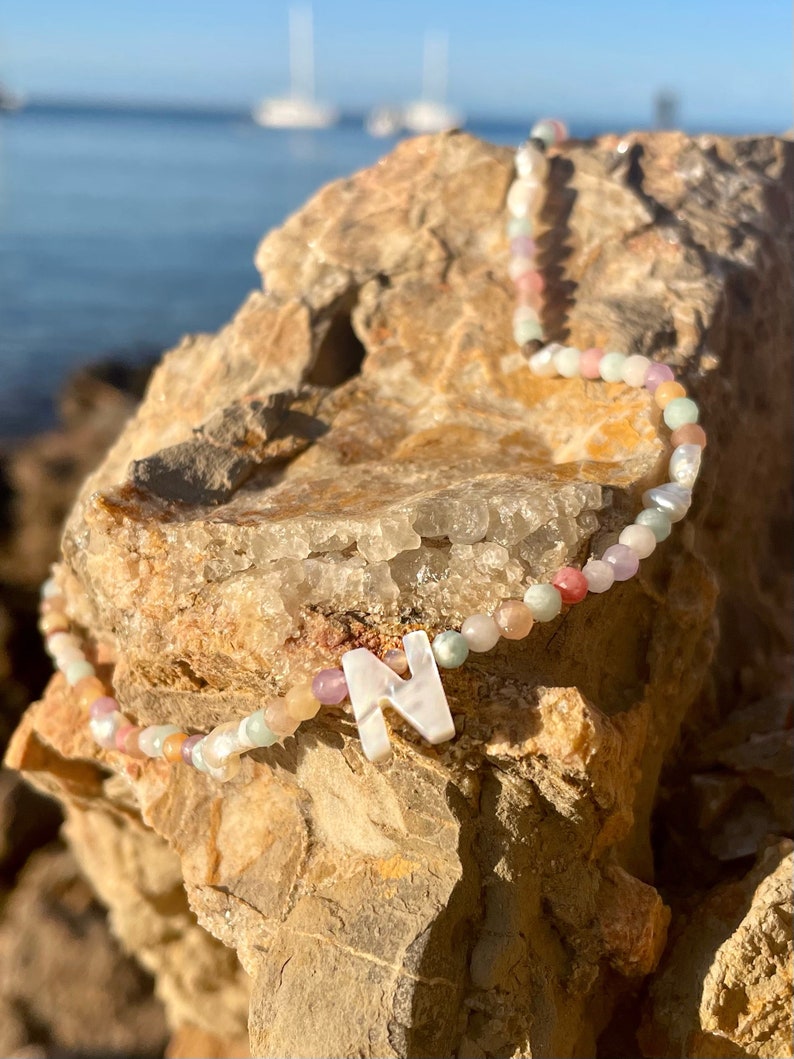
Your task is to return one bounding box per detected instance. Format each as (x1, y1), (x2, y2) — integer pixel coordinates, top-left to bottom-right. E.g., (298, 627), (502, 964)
(341, 630), (455, 763)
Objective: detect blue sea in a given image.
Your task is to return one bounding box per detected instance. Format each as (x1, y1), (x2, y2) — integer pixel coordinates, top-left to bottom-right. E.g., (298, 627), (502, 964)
(0, 103), (730, 440)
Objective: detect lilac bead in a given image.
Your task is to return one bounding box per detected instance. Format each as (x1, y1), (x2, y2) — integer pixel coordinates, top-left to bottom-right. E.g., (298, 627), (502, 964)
(89, 696), (120, 720)
(644, 362), (675, 393)
(510, 235), (536, 257)
(602, 543), (640, 581)
(582, 559), (615, 594)
(311, 667), (349, 705)
(180, 733), (204, 766)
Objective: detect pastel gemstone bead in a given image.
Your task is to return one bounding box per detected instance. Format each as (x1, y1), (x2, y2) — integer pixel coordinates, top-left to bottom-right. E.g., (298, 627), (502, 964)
(552, 567), (588, 604)
(39, 612), (69, 636)
(654, 380), (686, 409)
(432, 629), (470, 668)
(46, 631), (77, 656)
(582, 559), (615, 594)
(163, 732), (188, 763)
(669, 443), (703, 488)
(602, 543), (640, 581)
(670, 422), (707, 449)
(241, 710), (279, 748)
(55, 645), (86, 669)
(621, 354), (651, 387)
(553, 346), (581, 378)
(190, 739), (210, 773)
(663, 396), (699, 430)
(89, 711), (126, 750)
(65, 659), (95, 686)
(530, 118), (567, 147)
(41, 577), (60, 599)
(492, 600), (534, 640)
(510, 235), (536, 257)
(523, 583), (562, 622)
(383, 649), (409, 675)
(644, 362), (675, 393)
(311, 667), (349, 705)
(285, 682), (322, 721)
(599, 352), (627, 382)
(619, 523), (657, 559)
(180, 733), (204, 766)
(75, 675), (107, 709)
(579, 347), (605, 379)
(138, 724), (181, 758)
(40, 595), (66, 614)
(460, 614), (501, 653)
(508, 256), (535, 282)
(528, 343), (562, 377)
(507, 216), (533, 238)
(514, 269), (544, 295)
(265, 699), (301, 738)
(643, 483), (691, 522)
(514, 305), (539, 328)
(514, 318), (543, 345)
(89, 696), (119, 720)
(507, 177), (540, 217)
(635, 507), (672, 541)
(117, 725), (145, 758)
(515, 141), (548, 179)
(202, 721), (243, 770)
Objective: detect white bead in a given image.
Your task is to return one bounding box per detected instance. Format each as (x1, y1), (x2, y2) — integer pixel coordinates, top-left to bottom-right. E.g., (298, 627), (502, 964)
(516, 142), (548, 180)
(65, 659), (95, 686)
(507, 178), (540, 218)
(191, 739), (210, 773)
(669, 444), (702, 489)
(619, 523), (657, 559)
(582, 559), (615, 594)
(202, 720), (243, 769)
(55, 645), (86, 669)
(642, 483), (692, 522)
(528, 343), (563, 378)
(553, 346), (581, 378)
(139, 724), (181, 758)
(206, 755), (241, 783)
(89, 711), (125, 749)
(621, 354), (651, 387)
(460, 614), (501, 652)
(599, 352), (627, 382)
(341, 630), (455, 764)
(41, 577), (60, 599)
(508, 256), (535, 282)
(523, 583), (562, 621)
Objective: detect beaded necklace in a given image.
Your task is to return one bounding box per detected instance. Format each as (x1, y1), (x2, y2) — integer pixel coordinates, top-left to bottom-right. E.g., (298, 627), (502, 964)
(38, 118), (705, 777)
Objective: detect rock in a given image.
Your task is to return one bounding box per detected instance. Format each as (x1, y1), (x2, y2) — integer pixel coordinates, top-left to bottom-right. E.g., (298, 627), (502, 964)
(640, 839), (793, 1058)
(5, 131), (793, 1057)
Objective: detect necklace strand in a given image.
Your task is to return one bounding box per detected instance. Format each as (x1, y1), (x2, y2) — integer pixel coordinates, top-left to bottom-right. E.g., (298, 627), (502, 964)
(37, 119), (706, 776)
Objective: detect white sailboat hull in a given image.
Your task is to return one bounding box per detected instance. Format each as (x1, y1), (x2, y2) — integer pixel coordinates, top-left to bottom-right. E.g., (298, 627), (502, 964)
(403, 100), (463, 134)
(252, 96), (339, 129)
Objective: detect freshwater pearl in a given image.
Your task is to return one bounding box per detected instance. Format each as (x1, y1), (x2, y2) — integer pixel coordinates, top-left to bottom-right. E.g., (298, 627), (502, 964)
(202, 721), (243, 770)
(579, 347), (604, 379)
(634, 507), (672, 541)
(516, 142), (548, 180)
(582, 559), (615, 593)
(432, 629), (470, 668)
(670, 423), (707, 449)
(642, 483), (691, 522)
(264, 699), (301, 737)
(89, 711), (126, 750)
(528, 344), (562, 377)
(669, 443), (702, 488)
(621, 354), (651, 387)
(599, 352), (627, 382)
(644, 362), (675, 392)
(514, 317), (543, 345)
(383, 649), (409, 675)
(507, 178), (541, 217)
(523, 583), (562, 621)
(654, 380), (686, 409)
(65, 659), (95, 686)
(138, 724), (182, 758)
(602, 543), (640, 580)
(507, 216), (533, 238)
(311, 668), (349, 705)
(240, 710), (279, 748)
(492, 600), (534, 640)
(552, 567), (588, 604)
(619, 523), (657, 558)
(553, 346), (582, 378)
(208, 756), (240, 783)
(285, 682), (322, 721)
(461, 614), (501, 652)
(663, 397), (699, 430)
(89, 696), (119, 720)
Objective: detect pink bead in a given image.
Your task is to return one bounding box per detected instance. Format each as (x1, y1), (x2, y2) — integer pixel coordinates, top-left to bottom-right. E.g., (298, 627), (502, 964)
(89, 696), (120, 719)
(383, 649), (409, 675)
(644, 362), (675, 393)
(547, 118), (568, 143)
(115, 724), (145, 758)
(510, 236), (536, 257)
(264, 699), (300, 738)
(580, 347), (604, 379)
(514, 270), (544, 295)
(311, 667), (348, 705)
(551, 567), (589, 604)
(181, 733), (203, 765)
(602, 543), (640, 581)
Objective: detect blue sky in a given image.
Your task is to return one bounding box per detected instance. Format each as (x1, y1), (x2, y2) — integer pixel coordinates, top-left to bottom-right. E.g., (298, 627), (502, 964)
(1, 0), (791, 129)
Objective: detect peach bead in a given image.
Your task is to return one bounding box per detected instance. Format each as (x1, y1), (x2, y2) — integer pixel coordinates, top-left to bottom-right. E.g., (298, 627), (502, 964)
(285, 682), (321, 721)
(654, 380), (686, 409)
(40, 612), (69, 635)
(514, 270), (544, 295)
(163, 732), (188, 763)
(493, 600), (534, 640)
(40, 596), (66, 614)
(579, 347), (604, 379)
(75, 676), (107, 709)
(264, 699), (301, 737)
(670, 422), (707, 449)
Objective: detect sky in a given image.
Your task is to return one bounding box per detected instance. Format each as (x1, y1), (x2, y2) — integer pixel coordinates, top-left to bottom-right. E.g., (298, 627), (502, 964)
(1, 0), (791, 130)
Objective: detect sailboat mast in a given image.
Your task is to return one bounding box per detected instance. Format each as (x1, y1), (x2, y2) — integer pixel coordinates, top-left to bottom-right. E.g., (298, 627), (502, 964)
(289, 6), (315, 102)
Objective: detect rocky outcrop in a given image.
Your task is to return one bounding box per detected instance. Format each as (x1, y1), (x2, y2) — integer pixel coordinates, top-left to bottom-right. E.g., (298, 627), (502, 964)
(6, 131), (793, 1057)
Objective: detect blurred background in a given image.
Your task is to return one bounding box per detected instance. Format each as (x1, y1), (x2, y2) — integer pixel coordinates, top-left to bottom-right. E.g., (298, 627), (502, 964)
(0, 3), (791, 1056)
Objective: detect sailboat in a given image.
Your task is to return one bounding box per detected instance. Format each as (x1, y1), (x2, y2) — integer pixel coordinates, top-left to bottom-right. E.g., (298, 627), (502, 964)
(0, 81), (25, 112)
(402, 32), (463, 135)
(252, 6), (339, 130)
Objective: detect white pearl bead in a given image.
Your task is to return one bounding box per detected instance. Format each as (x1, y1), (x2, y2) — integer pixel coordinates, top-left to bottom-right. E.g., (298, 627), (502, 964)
(516, 143), (548, 180)
(460, 614), (501, 652)
(202, 720), (243, 769)
(669, 444), (702, 488)
(507, 178), (540, 218)
(553, 346), (581, 378)
(528, 344), (563, 378)
(621, 354), (651, 387)
(642, 483), (691, 522)
(619, 523), (657, 559)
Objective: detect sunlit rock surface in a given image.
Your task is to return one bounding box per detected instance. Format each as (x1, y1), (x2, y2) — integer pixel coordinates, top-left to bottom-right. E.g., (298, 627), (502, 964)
(6, 131), (793, 1058)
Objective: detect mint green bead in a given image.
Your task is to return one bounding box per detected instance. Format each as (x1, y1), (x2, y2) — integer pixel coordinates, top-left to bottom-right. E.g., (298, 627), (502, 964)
(507, 216), (533, 238)
(522, 583), (562, 622)
(244, 710), (278, 748)
(514, 318), (543, 344)
(432, 630), (470, 669)
(599, 352), (627, 382)
(663, 396), (699, 430)
(635, 507), (672, 541)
